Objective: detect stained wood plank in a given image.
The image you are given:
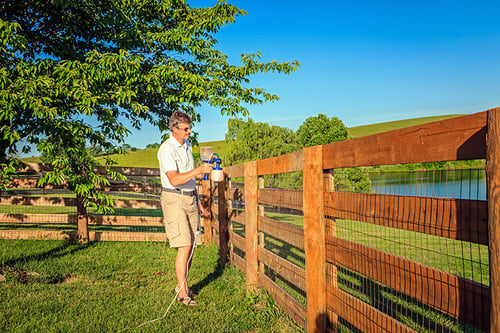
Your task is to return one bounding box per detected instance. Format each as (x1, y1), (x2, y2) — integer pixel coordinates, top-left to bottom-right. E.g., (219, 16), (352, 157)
(487, 107), (500, 332)
(202, 179), (213, 244)
(113, 198), (160, 209)
(323, 112), (487, 169)
(94, 166), (160, 176)
(327, 285), (415, 333)
(104, 183), (162, 193)
(230, 230), (245, 251)
(87, 215), (163, 226)
(17, 163), (161, 176)
(225, 164), (245, 178)
(245, 161), (259, 290)
(0, 196), (76, 206)
(258, 188), (303, 211)
(227, 187), (244, 203)
(303, 145), (327, 332)
(88, 231), (166, 242)
(6, 178), (67, 189)
(325, 192), (489, 245)
(258, 271), (307, 329)
(258, 215), (304, 250)
(228, 208), (245, 225)
(217, 179), (229, 266)
(258, 150), (303, 175)
(231, 251), (246, 272)
(326, 236), (490, 331)
(0, 214), (77, 224)
(258, 247), (306, 291)
(0, 230), (76, 240)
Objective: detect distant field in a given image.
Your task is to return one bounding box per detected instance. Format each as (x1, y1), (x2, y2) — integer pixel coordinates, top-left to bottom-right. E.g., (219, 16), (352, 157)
(21, 114), (464, 168)
(347, 114), (462, 138)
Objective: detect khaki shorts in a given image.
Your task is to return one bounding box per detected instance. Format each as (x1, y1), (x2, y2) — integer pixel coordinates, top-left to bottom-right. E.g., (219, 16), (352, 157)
(160, 191), (202, 248)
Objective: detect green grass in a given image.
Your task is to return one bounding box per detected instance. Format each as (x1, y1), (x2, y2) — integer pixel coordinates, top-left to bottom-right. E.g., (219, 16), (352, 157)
(94, 140), (229, 168)
(0, 239), (303, 332)
(347, 114), (462, 138)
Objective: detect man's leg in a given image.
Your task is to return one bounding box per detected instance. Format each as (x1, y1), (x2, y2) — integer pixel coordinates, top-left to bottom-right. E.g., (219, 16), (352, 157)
(175, 245), (195, 301)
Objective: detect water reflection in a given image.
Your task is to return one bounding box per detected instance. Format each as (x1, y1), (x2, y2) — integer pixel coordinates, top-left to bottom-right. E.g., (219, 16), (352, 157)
(369, 169), (486, 200)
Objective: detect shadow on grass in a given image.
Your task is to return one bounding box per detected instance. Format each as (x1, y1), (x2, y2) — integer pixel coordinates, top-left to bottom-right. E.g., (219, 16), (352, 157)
(1, 240), (96, 284)
(190, 256), (225, 295)
(1, 239), (96, 268)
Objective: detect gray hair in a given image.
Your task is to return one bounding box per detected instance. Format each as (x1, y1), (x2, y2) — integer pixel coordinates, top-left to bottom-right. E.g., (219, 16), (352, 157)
(169, 111), (192, 131)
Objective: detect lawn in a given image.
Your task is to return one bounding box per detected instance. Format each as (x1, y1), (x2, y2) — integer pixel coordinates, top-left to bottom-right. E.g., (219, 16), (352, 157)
(0, 239), (303, 332)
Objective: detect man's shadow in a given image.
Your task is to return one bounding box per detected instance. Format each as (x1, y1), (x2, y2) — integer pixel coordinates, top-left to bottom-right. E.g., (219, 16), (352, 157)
(1, 239), (96, 268)
(189, 255), (226, 295)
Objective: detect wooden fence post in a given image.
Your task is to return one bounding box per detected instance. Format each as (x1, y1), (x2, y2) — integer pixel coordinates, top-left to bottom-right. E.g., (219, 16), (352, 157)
(76, 194), (88, 243)
(202, 179), (213, 244)
(216, 173), (229, 267)
(487, 107), (500, 332)
(245, 161), (258, 292)
(258, 176), (265, 274)
(303, 145), (326, 332)
(324, 169), (338, 331)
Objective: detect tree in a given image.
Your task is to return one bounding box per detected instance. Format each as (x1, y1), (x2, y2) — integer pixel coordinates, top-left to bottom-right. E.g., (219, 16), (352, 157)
(225, 118), (299, 165)
(296, 113), (349, 147)
(297, 114), (371, 192)
(0, 1), (299, 210)
(225, 118), (301, 188)
(146, 143), (161, 149)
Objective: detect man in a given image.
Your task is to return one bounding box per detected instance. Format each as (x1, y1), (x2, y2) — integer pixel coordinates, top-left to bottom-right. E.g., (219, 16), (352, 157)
(157, 110), (212, 307)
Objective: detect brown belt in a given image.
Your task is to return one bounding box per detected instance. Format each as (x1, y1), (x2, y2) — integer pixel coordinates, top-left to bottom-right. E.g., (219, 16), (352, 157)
(163, 188), (197, 197)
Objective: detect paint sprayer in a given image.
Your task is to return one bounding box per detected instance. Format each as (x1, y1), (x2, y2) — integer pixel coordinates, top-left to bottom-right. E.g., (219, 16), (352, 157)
(200, 146), (223, 181)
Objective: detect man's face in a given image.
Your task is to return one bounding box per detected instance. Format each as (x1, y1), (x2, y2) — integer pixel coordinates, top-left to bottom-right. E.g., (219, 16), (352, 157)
(173, 122), (192, 141)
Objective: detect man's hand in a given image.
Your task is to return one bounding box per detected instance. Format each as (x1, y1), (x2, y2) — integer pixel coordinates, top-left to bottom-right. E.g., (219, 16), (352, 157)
(200, 162), (213, 174)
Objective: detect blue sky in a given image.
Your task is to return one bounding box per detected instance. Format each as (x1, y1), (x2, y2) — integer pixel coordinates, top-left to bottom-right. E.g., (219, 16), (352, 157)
(119, 1), (500, 146)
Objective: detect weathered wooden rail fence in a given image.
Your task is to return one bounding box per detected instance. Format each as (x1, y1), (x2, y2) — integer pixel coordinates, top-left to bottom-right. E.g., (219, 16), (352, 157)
(0, 165), (178, 242)
(1, 108), (499, 332)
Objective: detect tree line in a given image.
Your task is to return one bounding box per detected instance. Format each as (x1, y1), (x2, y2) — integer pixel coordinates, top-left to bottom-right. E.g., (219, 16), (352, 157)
(224, 114), (371, 192)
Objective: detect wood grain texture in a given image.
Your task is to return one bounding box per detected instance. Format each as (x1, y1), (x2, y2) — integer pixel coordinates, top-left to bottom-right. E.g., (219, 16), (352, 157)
(244, 161), (259, 290)
(258, 150), (303, 175)
(303, 145), (327, 332)
(487, 107), (500, 332)
(326, 235), (490, 331)
(327, 286), (415, 333)
(258, 188), (303, 211)
(325, 192), (488, 245)
(258, 271), (307, 329)
(323, 112), (487, 169)
(258, 215), (304, 250)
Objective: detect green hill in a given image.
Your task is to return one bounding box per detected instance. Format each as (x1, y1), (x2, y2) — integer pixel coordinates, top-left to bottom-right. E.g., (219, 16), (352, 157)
(347, 114), (462, 138)
(20, 114), (464, 168)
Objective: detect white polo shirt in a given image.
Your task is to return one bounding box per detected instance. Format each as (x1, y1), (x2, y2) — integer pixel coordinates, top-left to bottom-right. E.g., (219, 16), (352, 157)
(157, 136), (196, 191)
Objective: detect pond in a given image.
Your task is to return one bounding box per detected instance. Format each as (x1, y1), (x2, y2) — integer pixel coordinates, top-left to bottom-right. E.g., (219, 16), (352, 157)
(369, 168), (486, 200)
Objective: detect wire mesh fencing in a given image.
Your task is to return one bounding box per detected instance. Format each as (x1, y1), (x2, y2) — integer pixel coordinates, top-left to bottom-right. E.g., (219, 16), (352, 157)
(0, 164), (170, 242)
(326, 166), (489, 333)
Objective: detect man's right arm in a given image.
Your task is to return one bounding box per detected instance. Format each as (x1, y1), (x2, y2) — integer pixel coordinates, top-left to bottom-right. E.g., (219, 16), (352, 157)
(166, 163), (213, 187)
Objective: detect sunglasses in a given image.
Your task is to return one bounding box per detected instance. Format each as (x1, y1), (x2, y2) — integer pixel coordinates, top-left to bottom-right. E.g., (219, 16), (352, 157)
(176, 126), (191, 132)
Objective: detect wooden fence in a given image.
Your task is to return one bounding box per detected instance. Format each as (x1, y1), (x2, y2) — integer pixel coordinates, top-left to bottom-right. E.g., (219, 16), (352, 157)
(203, 108), (499, 332)
(1, 108), (499, 332)
(0, 164), (200, 242)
